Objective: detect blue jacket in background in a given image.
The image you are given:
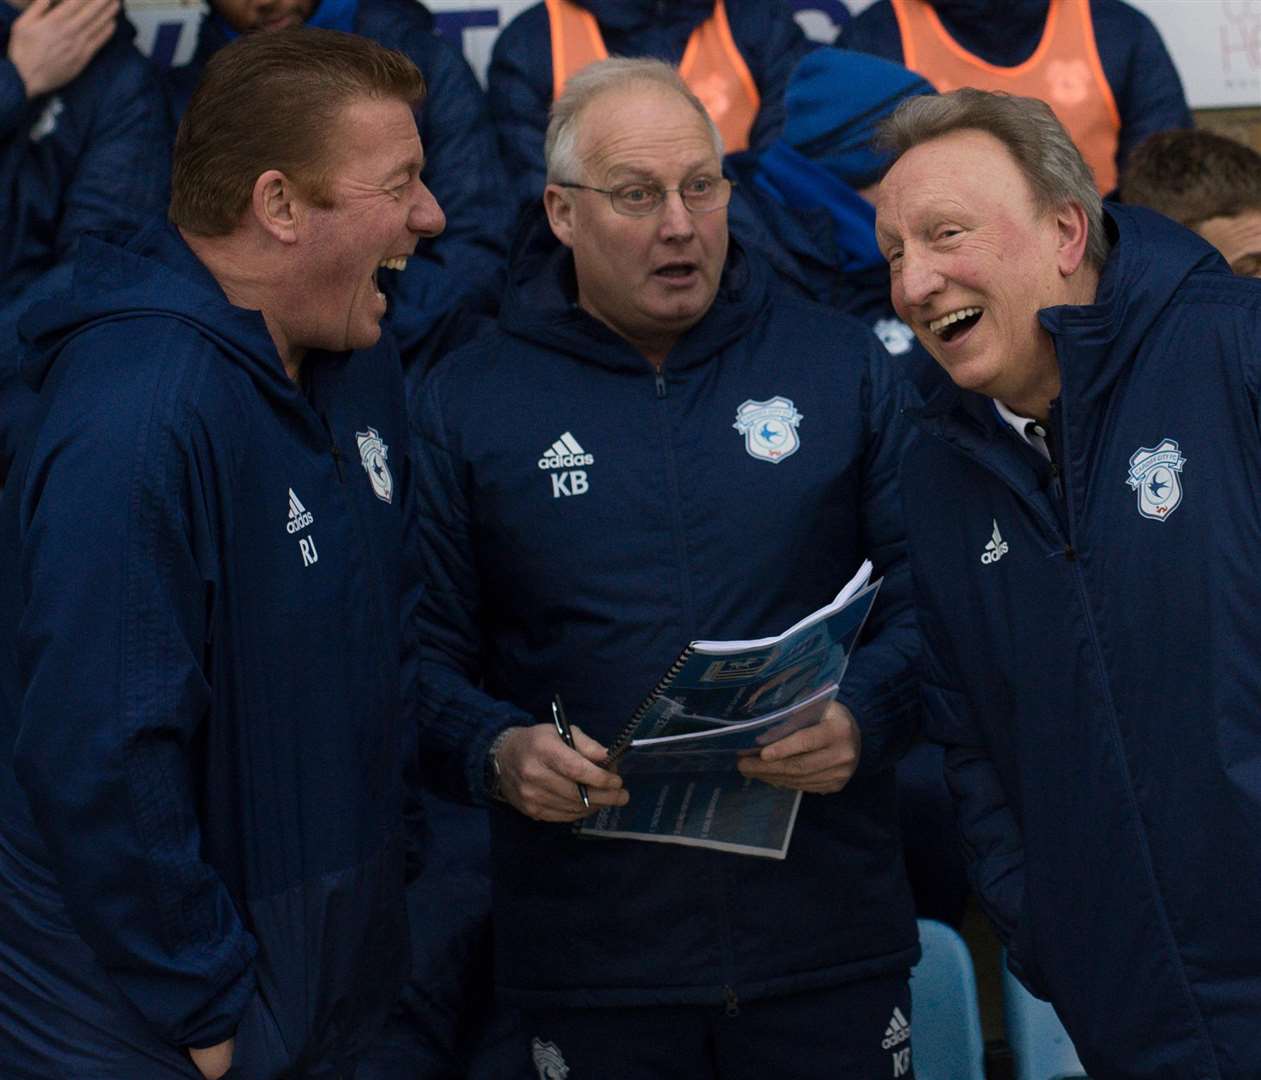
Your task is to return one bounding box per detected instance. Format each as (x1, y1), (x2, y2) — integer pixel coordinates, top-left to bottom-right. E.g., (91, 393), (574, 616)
(164, 0), (513, 377)
(0, 4), (170, 485)
(0, 221), (423, 1078)
(844, 0), (1192, 188)
(411, 211), (919, 1007)
(487, 0), (816, 217)
(899, 205), (1261, 1077)
(726, 150), (932, 367)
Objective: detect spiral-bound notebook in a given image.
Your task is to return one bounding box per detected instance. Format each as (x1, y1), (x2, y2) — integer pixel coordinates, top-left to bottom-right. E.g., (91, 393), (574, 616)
(576, 560), (882, 858)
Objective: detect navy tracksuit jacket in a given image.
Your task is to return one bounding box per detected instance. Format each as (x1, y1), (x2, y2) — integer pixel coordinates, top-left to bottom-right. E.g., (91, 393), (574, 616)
(0, 222), (422, 1078)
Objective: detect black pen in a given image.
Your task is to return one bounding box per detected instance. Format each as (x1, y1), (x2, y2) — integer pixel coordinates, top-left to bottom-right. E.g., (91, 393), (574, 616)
(551, 694), (590, 809)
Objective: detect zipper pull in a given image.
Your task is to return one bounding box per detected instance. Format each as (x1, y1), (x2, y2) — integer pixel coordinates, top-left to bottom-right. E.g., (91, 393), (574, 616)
(723, 985), (740, 1018)
(655, 369), (666, 399)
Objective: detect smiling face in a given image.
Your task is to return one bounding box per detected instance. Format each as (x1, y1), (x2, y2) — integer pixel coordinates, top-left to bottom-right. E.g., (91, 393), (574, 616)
(288, 95), (445, 355)
(212, 0), (316, 32)
(876, 129), (1093, 418)
(544, 81), (728, 365)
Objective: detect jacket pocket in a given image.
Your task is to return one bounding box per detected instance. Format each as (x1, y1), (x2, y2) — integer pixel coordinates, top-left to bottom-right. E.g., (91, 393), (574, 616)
(223, 988), (291, 1080)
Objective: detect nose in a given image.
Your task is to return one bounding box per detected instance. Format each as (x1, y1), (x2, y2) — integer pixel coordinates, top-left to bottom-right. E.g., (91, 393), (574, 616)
(656, 189), (695, 241)
(897, 248), (944, 309)
(409, 181), (446, 239)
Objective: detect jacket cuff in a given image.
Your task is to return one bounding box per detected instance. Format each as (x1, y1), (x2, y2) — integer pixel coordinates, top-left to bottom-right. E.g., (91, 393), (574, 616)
(464, 716), (521, 807)
(839, 681), (918, 777)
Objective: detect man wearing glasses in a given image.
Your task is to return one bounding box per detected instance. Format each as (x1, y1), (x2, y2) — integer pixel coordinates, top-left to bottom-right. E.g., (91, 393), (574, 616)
(411, 58), (920, 1079)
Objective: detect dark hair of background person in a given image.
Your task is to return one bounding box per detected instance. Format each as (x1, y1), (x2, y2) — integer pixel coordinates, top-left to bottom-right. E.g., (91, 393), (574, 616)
(170, 27), (425, 236)
(1119, 129), (1261, 228)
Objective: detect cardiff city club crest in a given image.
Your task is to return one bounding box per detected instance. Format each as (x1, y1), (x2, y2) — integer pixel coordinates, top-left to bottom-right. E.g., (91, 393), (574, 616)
(733, 396), (803, 464)
(1126, 437), (1185, 521)
(356, 427), (393, 504)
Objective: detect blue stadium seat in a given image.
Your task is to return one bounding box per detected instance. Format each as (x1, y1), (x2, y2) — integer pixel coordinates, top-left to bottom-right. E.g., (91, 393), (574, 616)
(1002, 959), (1088, 1080)
(909, 918), (986, 1080)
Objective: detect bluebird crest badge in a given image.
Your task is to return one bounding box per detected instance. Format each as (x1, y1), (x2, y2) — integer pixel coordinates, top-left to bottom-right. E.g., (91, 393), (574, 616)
(1126, 438), (1185, 521)
(733, 396), (803, 464)
(356, 427), (393, 503)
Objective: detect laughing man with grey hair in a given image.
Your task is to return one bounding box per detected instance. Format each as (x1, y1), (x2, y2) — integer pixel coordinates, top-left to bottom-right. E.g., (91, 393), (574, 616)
(876, 87), (1261, 1077)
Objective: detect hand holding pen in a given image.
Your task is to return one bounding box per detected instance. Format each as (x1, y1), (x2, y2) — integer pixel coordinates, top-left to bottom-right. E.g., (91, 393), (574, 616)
(489, 702), (628, 822)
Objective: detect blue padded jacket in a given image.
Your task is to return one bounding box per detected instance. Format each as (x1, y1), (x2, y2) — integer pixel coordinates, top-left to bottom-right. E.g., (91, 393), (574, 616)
(899, 205), (1261, 1078)
(487, 0), (816, 217)
(0, 221), (423, 1078)
(411, 211), (920, 1007)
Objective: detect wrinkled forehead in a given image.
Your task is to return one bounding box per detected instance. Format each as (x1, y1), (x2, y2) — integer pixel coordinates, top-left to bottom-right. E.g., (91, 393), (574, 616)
(574, 83), (719, 180)
(876, 130), (1037, 231)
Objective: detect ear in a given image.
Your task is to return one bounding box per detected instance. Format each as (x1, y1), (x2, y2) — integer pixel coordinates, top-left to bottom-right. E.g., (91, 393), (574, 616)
(1054, 200), (1091, 277)
(544, 184), (576, 249)
(251, 169), (301, 245)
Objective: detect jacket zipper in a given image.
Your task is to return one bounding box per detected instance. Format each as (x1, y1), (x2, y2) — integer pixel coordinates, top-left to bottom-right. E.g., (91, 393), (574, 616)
(723, 985), (740, 1017)
(921, 423), (1070, 557)
(321, 412), (346, 482)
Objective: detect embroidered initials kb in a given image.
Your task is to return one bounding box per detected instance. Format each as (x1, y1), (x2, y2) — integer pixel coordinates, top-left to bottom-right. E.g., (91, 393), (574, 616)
(550, 471), (588, 498)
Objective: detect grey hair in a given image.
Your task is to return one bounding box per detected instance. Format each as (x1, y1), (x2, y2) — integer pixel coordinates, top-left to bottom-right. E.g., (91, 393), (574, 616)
(876, 88), (1109, 268)
(544, 57), (723, 183)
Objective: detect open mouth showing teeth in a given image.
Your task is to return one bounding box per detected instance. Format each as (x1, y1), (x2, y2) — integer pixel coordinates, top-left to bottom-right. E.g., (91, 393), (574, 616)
(372, 257), (408, 299)
(656, 263), (696, 278)
(929, 307), (982, 342)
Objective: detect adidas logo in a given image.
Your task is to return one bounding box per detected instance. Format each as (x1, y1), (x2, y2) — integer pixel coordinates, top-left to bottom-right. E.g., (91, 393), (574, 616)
(287, 488), (314, 535)
(881, 1005), (911, 1050)
(537, 431), (594, 471)
(980, 518), (1009, 565)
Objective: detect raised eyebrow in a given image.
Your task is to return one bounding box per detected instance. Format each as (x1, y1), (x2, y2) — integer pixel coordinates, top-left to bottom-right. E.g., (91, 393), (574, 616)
(604, 167), (660, 185)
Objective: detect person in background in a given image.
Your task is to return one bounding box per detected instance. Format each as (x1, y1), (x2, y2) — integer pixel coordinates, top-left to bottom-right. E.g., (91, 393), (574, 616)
(0, 0), (170, 486)
(1120, 128), (1261, 279)
(165, 0), (513, 379)
(0, 29), (444, 1079)
(876, 87), (1261, 1077)
(846, 0), (1191, 194)
(732, 49), (934, 354)
(487, 0), (815, 218)
(413, 57), (920, 1080)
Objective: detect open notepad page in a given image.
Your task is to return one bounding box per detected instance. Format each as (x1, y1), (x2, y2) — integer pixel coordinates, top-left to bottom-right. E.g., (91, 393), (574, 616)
(688, 559), (874, 655)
